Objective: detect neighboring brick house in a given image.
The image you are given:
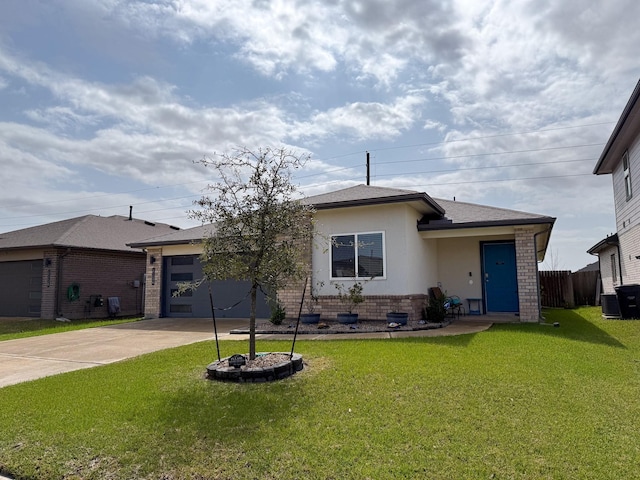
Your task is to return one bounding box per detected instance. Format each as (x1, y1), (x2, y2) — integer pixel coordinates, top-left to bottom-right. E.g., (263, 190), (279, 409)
(590, 79), (640, 292)
(0, 215), (178, 319)
(135, 185), (555, 323)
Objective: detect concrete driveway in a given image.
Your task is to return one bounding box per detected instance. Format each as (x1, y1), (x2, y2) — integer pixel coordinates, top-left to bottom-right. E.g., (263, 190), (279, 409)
(0, 317), (249, 388)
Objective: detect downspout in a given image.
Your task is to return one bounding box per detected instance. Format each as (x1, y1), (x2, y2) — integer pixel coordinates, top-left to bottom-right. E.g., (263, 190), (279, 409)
(55, 248), (72, 317)
(616, 243), (624, 286)
(534, 227), (553, 321)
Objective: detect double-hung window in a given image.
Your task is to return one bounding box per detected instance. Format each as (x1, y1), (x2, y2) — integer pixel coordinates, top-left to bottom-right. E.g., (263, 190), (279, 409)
(331, 232), (385, 279)
(623, 150), (632, 200)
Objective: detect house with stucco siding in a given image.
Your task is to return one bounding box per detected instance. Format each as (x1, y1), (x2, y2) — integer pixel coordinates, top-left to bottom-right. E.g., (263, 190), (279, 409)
(133, 185), (555, 323)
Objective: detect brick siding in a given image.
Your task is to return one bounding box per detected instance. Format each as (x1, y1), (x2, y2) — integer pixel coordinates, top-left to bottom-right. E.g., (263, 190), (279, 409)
(515, 227), (540, 322)
(305, 294), (428, 322)
(44, 248), (146, 320)
(40, 249), (59, 319)
(143, 248), (164, 318)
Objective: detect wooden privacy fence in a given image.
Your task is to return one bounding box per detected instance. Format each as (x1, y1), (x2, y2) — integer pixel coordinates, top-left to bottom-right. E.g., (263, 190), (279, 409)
(539, 270), (599, 308)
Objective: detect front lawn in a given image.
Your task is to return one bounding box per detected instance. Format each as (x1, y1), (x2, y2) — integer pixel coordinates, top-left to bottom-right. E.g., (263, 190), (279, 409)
(1, 307), (639, 479)
(0, 317), (141, 341)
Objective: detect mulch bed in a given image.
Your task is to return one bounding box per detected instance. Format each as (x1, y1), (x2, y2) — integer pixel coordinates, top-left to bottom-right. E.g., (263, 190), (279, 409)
(231, 318), (451, 335)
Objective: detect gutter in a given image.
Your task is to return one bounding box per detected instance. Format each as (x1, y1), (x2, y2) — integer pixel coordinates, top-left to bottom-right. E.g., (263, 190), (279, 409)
(534, 227), (553, 321)
(588, 235), (623, 285)
(417, 216), (556, 232)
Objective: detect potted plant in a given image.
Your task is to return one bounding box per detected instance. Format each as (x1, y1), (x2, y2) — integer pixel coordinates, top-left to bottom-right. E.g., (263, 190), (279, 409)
(386, 298), (409, 325)
(300, 281), (324, 324)
(424, 292), (447, 323)
(335, 281), (365, 324)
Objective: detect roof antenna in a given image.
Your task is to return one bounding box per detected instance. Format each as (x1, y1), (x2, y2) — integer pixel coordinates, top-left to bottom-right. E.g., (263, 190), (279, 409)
(129, 206), (133, 221)
(366, 151), (370, 186)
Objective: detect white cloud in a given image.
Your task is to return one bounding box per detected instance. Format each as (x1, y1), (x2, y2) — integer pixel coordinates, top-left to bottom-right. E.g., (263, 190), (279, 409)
(0, 0), (638, 270)
(293, 94), (426, 141)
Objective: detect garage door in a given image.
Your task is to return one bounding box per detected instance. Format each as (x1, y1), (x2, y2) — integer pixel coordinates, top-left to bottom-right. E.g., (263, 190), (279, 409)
(0, 260), (43, 317)
(163, 255), (271, 318)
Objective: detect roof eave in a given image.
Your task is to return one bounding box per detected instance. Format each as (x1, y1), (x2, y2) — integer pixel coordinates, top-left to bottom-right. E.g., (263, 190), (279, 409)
(312, 192), (445, 216)
(593, 79), (640, 175)
(417, 217), (556, 232)
(128, 238), (204, 248)
(587, 234), (619, 255)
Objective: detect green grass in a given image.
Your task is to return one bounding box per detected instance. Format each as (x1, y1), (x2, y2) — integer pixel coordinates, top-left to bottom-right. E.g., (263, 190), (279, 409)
(1, 307), (640, 479)
(0, 317), (141, 341)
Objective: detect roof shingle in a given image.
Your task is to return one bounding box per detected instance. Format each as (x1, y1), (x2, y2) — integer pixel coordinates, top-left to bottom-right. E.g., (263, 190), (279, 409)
(0, 215), (179, 252)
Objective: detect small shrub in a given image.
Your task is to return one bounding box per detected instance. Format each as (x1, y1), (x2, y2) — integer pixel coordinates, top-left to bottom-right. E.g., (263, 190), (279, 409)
(335, 281), (365, 314)
(270, 302), (286, 325)
(425, 293), (447, 323)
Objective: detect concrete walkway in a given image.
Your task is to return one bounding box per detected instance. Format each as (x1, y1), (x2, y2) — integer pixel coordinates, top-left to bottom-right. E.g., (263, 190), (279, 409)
(0, 317), (493, 388)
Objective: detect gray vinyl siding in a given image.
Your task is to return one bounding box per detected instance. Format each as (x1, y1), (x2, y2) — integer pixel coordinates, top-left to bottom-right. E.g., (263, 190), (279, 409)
(613, 136), (640, 285)
(619, 225), (640, 285)
(613, 136), (640, 233)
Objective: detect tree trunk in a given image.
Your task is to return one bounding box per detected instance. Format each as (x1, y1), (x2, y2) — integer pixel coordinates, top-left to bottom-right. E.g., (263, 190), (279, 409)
(249, 282), (257, 360)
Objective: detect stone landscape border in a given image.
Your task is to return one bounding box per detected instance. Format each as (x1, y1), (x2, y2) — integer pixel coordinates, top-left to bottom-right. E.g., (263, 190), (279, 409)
(207, 353), (304, 383)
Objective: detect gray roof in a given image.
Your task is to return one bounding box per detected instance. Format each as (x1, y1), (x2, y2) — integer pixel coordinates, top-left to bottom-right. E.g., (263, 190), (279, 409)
(303, 184), (553, 228)
(128, 224), (216, 248)
(423, 198), (555, 230)
(303, 184), (445, 216)
(127, 185), (555, 248)
(0, 215), (179, 253)
(575, 261), (599, 273)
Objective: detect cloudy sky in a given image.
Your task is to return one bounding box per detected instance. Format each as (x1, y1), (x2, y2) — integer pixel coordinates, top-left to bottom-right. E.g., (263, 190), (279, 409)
(1, 0), (638, 271)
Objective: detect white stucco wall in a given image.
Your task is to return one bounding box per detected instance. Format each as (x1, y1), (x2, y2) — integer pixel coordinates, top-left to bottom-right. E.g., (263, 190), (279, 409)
(313, 203), (427, 296)
(435, 234), (513, 302)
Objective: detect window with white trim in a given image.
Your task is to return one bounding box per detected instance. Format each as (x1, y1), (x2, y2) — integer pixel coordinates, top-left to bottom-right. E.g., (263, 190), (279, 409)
(331, 232), (384, 278)
(623, 150), (632, 200)
(611, 253), (618, 284)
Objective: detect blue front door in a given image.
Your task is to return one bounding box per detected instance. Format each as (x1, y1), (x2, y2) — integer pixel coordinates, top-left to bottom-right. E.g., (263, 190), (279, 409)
(482, 242), (518, 313)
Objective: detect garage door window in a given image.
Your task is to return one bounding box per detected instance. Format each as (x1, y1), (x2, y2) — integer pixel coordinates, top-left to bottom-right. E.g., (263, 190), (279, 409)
(171, 256), (194, 266)
(170, 272), (193, 282)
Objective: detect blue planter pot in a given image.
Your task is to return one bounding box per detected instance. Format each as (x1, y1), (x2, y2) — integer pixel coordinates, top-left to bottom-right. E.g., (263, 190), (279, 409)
(386, 312), (408, 325)
(337, 313), (358, 324)
(300, 313), (321, 324)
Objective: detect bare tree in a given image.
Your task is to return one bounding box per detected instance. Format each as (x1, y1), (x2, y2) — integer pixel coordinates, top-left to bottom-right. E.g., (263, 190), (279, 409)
(191, 147), (314, 359)
(542, 247), (564, 271)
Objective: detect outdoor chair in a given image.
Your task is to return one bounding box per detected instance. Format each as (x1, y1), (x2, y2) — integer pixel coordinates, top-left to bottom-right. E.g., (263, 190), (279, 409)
(429, 287), (465, 319)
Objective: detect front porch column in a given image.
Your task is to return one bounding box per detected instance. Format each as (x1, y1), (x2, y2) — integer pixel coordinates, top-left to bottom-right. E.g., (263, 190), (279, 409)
(144, 248), (163, 318)
(515, 227), (540, 322)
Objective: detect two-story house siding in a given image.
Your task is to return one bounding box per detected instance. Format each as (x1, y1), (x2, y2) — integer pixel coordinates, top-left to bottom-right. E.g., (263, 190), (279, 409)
(591, 79), (640, 291)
